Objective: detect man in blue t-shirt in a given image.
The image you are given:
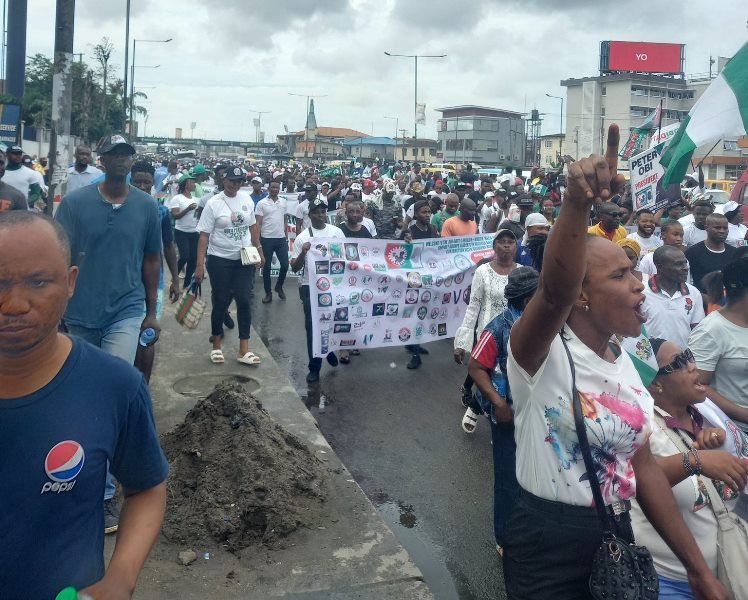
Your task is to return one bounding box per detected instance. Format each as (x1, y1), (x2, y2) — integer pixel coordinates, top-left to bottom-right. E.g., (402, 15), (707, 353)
(55, 133), (162, 532)
(0, 211), (169, 599)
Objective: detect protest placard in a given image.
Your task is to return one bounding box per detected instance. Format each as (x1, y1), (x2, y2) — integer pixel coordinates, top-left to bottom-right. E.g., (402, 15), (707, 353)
(649, 123), (680, 149)
(629, 143), (669, 213)
(306, 234), (495, 357)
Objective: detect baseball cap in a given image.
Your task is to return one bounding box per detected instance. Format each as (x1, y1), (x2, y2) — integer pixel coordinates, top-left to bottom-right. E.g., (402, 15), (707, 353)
(455, 181), (469, 189)
(723, 201), (740, 214)
(225, 166), (246, 181)
(303, 183), (317, 192)
(484, 191), (495, 199)
(435, 179), (444, 185)
(363, 179), (375, 187)
(525, 213), (550, 228)
(411, 182), (424, 194)
(178, 173), (195, 184)
(191, 164), (206, 175)
(321, 181), (331, 188)
(7, 145), (23, 154)
(251, 176), (263, 184)
(97, 133), (135, 155)
(515, 194), (534, 207)
(309, 197), (327, 210)
(494, 227), (517, 240)
(384, 180), (396, 193)
(350, 182), (363, 191)
(272, 170), (283, 178)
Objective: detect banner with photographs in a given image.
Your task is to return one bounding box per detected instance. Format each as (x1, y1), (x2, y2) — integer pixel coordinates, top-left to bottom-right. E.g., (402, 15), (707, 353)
(629, 142), (670, 213)
(306, 234), (496, 357)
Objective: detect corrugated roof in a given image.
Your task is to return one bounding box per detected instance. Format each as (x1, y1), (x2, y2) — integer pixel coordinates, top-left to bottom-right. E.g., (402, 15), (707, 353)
(342, 136), (398, 146)
(295, 127), (370, 138)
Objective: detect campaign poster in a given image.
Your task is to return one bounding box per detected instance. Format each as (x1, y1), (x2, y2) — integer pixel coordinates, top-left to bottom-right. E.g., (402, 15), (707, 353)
(649, 123), (680, 149)
(0, 103), (21, 145)
(629, 143), (668, 213)
(307, 234), (495, 357)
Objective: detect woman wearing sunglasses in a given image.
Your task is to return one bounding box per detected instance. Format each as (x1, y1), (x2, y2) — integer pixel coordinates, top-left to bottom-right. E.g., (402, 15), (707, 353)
(631, 337), (748, 599)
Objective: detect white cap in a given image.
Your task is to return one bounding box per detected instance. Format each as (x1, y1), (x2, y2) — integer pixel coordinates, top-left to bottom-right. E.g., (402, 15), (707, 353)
(525, 213), (550, 228)
(723, 200), (740, 214)
(350, 182), (362, 191)
(484, 191), (495, 199)
(251, 176), (263, 184)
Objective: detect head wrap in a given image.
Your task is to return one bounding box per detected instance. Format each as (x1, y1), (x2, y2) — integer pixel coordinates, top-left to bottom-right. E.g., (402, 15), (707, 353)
(616, 238), (641, 259)
(504, 266), (540, 300)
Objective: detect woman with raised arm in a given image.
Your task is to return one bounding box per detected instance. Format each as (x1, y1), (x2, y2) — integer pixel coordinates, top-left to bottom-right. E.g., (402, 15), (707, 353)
(503, 125), (727, 600)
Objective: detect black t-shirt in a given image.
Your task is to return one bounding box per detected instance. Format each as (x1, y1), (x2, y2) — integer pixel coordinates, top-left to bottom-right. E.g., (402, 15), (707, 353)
(339, 222), (373, 238)
(685, 241), (738, 290)
(401, 222), (438, 240)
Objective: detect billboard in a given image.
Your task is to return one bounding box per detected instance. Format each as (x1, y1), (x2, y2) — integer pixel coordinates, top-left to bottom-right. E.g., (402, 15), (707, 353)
(600, 41), (684, 74)
(0, 103), (21, 146)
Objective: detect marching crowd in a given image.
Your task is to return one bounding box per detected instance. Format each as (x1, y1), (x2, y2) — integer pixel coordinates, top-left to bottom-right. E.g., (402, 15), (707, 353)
(1, 124), (748, 600)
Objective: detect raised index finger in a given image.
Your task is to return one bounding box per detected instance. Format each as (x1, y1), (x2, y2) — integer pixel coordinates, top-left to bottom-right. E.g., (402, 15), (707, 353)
(605, 124), (621, 187)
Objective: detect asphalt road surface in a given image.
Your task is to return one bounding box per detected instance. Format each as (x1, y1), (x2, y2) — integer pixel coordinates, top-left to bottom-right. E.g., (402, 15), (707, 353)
(251, 279), (506, 600)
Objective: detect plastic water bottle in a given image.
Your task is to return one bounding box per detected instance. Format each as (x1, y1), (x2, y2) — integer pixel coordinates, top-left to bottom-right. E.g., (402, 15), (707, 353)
(139, 327), (157, 347)
(55, 588), (93, 600)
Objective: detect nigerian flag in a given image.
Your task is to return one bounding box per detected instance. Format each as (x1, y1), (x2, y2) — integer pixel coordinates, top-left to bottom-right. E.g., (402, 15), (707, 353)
(621, 325), (659, 387)
(660, 42), (748, 186)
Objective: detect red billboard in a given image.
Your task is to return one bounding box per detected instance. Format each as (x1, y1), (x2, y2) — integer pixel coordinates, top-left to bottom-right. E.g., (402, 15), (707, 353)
(601, 41), (684, 74)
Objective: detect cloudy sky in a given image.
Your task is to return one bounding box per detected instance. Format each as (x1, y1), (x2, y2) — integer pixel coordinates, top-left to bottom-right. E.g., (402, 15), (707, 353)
(26, 0), (746, 143)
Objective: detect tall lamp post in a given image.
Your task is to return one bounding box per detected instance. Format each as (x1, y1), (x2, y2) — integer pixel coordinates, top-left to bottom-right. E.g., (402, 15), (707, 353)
(545, 93), (564, 156)
(288, 92), (327, 158)
(129, 37), (172, 137)
(384, 115), (398, 160)
(384, 51), (446, 143)
(248, 109), (271, 144)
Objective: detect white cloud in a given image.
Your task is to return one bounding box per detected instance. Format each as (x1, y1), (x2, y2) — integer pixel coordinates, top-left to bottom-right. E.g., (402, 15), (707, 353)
(25, 0), (747, 141)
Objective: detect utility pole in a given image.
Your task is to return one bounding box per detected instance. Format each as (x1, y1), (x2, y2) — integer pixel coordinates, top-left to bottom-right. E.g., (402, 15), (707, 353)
(122, 0), (130, 132)
(398, 128), (408, 161)
(46, 0), (75, 216)
(248, 109), (271, 144)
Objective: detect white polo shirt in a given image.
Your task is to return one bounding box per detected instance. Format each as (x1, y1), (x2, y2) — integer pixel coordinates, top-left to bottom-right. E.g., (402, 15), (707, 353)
(66, 164), (103, 193)
(627, 231), (663, 257)
(641, 276), (705, 350)
(255, 196), (288, 239)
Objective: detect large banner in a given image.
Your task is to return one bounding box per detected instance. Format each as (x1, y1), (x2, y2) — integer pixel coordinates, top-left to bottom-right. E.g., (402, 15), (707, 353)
(629, 143), (668, 212)
(307, 234), (495, 357)
(0, 103), (21, 146)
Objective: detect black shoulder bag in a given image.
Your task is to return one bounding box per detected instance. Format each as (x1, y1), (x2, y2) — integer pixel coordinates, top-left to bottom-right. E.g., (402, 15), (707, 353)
(560, 334), (659, 600)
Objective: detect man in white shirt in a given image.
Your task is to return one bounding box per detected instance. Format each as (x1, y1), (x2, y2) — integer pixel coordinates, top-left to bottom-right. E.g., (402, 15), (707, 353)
(627, 209), (662, 258)
(3, 146), (42, 202)
(682, 200), (713, 248)
(66, 145), (103, 193)
(255, 180), (289, 303)
(295, 183), (318, 235)
(290, 198), (344, 384)
(639, 220), (690, 281)
(641, 245), (704, 350)
(480, 191), (499, 233)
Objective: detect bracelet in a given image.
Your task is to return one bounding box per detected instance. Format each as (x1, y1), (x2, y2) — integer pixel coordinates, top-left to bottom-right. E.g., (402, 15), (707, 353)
(690, 448), (702, 476)
(683, 452), (696, 477)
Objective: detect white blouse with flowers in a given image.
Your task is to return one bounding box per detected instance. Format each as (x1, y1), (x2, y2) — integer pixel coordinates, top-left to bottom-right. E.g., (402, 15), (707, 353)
(507, 325), (655, 506)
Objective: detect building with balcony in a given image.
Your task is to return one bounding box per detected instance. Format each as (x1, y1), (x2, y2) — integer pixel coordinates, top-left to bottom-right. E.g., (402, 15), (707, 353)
(435, 106), (525, 167)
(538, 133), (565, 167)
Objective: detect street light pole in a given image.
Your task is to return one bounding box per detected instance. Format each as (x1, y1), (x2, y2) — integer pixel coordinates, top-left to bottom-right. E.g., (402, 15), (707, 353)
(248, 109), (271, 144)
(384, 51), (446, 144)
(129, 37), (172, 138)
(288, 92), (327, 159)
(545, 93), (564, 156)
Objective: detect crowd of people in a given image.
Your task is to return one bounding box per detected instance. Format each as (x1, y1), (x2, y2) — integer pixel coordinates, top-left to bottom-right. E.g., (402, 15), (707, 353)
(2, 124), (748, 600)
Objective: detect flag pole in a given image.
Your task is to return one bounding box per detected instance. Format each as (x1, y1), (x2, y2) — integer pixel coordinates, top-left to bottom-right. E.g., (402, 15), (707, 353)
(656, 99), (663, 142)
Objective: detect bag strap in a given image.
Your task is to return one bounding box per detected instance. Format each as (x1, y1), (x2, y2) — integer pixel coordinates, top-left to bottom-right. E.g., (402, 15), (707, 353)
(653, 412), (729, 517)
(560, 332), (615, 534)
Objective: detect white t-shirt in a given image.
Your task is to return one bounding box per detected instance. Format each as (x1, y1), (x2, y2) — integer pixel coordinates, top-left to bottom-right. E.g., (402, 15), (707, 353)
(507, 325), (654, 506)
(255, 196), (287, 238)
(631, 407), (722, 582)
(480, 203), (499, 233)
(296, 199), (311, 230)
(641, 278), (704, 350)
(727, 223), (747, 246)
(3, 166), (40, 199)
(683, 224), (708, 248)
(639, 252), (692, 284)
(627, 231), (663, 257)
(362, 217), (377, 237)
(197, 191), (256, 260)
(289, 224), (345, 285)
(168, 193), (199, 232)
(689, 312), (748, 411)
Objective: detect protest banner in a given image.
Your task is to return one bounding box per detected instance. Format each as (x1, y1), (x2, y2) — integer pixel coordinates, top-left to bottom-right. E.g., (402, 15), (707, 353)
(629, 143), (669, 213)
(307, 234), (495, 357)
(649, 123), (679, 149)
(619, 127), (648, 160)
(319, 166), (342, 177)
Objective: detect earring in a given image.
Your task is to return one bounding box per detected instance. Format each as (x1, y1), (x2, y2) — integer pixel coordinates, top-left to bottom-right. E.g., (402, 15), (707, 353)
(584, 305), (590, 312)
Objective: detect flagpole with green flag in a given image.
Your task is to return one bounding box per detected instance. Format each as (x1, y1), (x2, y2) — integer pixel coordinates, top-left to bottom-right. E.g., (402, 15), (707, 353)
(660, 42), (748, 186)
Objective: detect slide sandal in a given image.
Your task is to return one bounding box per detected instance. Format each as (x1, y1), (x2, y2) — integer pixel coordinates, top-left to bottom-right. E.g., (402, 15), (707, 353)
(237, 352), (261, 365)
(210, 349), (225, 364)
(461, 407), (480, 434)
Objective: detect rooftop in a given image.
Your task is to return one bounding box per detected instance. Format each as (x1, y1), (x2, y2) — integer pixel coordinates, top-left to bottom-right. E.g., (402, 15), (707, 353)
(295, 127), (370, 138)
(342, 136), (398, 146)
(561, 73), (689, 87)
(436, 105), (523, 117)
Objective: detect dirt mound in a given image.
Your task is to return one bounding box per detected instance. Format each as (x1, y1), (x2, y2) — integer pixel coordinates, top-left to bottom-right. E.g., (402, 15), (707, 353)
(161, 383), (327, 551)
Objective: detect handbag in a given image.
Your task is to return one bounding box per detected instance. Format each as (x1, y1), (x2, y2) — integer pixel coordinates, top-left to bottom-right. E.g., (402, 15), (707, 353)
(654, 413), (748, 599)
(175, 277), (206, 329)
(240, 245), (261, 266)
(561, 334), (659, 600)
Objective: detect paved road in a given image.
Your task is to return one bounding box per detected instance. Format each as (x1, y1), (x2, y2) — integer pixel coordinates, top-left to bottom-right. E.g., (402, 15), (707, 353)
(251, 280), (506, 600)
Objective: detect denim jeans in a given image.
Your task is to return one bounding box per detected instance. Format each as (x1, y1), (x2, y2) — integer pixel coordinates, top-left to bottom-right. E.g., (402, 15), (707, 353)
(260, 236), (289, 295)
(66, 314), (142, 500)
(206, 255), (254, 339)
(658, 576), (695, 599)
(174, 229), (199, 288)
(491, 420), (519, 546)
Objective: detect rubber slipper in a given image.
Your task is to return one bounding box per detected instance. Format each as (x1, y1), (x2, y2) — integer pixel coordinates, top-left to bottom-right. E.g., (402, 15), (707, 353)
(210, 349), (225, 364)
(237, 351), (261, 365)
(461, 407), (479, 433)
(339, 355), (350, 364)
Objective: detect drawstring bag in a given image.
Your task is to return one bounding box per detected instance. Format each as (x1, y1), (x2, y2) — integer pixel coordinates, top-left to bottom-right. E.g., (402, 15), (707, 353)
(175, 277), (206, 329)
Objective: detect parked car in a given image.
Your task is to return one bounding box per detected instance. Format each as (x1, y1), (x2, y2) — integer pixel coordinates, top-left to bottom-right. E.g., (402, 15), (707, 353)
(729, 168), (748, 223)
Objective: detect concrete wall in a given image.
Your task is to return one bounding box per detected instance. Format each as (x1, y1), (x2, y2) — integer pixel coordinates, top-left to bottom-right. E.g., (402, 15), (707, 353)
(437, 117), (525, 166)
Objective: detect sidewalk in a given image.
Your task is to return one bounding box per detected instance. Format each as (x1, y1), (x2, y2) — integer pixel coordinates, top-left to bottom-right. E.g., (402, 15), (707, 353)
(111, 283), (433, 599)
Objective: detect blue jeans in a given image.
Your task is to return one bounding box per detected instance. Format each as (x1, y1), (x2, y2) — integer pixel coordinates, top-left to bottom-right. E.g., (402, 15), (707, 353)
(491, 419), (519, 547)
(66, 315), (142, 500)
(658, 576), (695, 599)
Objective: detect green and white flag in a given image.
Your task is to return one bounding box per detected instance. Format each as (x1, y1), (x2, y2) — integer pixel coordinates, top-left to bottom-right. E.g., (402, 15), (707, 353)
(660, 42), (748, 186)
(621, 325), (659, 387)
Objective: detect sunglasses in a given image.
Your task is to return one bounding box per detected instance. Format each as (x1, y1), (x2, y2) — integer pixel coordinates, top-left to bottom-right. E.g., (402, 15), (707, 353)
(604, 211), (626, 218)
(656, 348), (694, 376)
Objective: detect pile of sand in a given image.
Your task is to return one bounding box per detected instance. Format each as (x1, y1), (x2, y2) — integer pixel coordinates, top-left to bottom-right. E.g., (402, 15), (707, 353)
(161, 383), (327, 551)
